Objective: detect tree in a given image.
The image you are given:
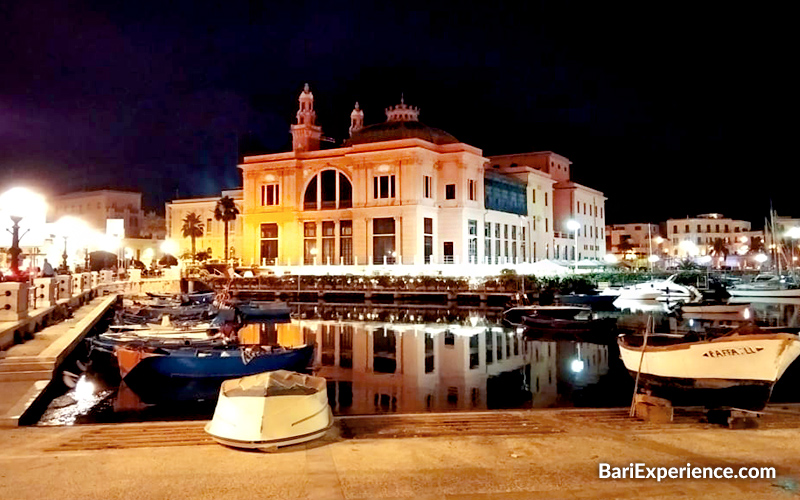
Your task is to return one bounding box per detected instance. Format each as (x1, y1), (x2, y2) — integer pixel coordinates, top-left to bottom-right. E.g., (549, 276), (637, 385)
(710, 238), (729, 267)
(214, 196), (240, 262)
(181, 212), (204, 262)
(617, 237), (635, 260)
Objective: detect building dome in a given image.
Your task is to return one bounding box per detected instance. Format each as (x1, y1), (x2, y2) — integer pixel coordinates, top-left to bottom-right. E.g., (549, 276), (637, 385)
(344, 96), (459, 146)
(345, 120), (459, 146)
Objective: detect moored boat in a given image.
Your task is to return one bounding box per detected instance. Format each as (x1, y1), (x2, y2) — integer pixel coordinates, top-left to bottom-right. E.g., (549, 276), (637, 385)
(503, 305), (591, 328)
(680, 302), (750, 315)
(234, 301), (292, 322)
(616, 275), (701, 302)
(618, 325), (800, 410)
(727, 274), (800, 297)
(519, 306), (617, 341)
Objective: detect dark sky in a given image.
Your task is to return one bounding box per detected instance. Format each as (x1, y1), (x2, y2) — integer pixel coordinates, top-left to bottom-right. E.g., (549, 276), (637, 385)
(1, 1), (796, 224)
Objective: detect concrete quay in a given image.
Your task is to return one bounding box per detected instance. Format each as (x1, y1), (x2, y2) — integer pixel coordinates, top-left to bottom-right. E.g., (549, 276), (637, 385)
(1, 407), (800, 499)
(0, 294), (119, 427)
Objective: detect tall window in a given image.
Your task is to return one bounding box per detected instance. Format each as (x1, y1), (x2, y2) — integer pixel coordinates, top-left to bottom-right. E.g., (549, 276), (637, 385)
(468, 180), (477, 201)
(424, 217), (433, 264)
(304, 170), (352, 210)
(423, 175), (432, 199)
(373, 175), (396, 199)
(373, 218), (396, 264)
(304, 222), (317, 264)
(511, 226), (517, 262)
(445, 184), (456, 200)
(495, 223), (501, 264)
(259, 223), (278, 265)
(206, 218), (213, 236)
(340, 220), (353, 265)
(322, 221), (335, 264)
(484, 222), (491, 264)
(468, 219), (478, 263)
(261, 184), (279, 206)
(521, 227), (526, 263)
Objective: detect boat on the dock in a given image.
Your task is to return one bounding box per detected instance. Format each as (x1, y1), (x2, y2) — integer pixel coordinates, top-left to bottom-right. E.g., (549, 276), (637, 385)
(618, 325), (800, 410)
(205, 370), (333, 450)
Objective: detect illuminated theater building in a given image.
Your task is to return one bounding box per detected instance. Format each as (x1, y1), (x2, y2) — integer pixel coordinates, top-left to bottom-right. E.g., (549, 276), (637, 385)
(237, 84), (606, 269)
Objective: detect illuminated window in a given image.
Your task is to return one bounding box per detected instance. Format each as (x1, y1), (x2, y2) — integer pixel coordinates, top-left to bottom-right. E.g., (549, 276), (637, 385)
(260, 184), (280, 206)
(373, 218), (396, 264)
(373, 175), (396, 199)
(468, 179), (477, 201)
(423, 175), (432, 198)
(340, 220), (353, 265)
(259, 223), (278, 265)
(304, 170), (352, 210)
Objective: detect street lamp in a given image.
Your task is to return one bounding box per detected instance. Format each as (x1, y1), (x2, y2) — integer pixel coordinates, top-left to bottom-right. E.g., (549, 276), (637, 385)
(0, 187), (47, 280)
(567, 220), (580, 272)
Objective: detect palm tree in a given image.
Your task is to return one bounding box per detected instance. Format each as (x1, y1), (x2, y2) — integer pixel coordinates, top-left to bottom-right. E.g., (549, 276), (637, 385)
(181, 212), (204, 262)
(710, 238), (729, 268)
(214, 196), (240, 262)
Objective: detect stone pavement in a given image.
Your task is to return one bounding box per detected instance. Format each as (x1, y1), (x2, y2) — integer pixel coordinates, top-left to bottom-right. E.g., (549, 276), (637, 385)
(0, 407), (799, 499)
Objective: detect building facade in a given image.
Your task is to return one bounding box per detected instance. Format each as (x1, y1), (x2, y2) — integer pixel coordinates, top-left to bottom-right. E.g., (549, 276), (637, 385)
(606, 223), (662, 260)
(225, 85), (606, 270)
(49, 190), (144, 238)
(665, 213), (757, 260)
(165, 189), (243, 261)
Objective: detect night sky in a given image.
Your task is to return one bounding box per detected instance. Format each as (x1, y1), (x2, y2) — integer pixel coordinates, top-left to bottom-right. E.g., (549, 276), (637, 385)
(1, 1), (795, 225)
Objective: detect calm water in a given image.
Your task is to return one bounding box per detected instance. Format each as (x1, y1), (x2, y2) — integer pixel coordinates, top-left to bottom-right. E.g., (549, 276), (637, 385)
(35, 298), (800, 426)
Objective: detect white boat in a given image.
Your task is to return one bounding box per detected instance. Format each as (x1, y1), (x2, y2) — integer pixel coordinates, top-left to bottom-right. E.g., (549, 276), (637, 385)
(618, 325), (800, 410)
(680, 303), (750, 315)
(727, 274), (800, 297)
(205, 370), (333, 450)
(616, 275), (702, 302)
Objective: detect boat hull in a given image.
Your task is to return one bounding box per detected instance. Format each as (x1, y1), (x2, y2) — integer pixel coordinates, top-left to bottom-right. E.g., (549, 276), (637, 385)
(728, 288), (800, 297)
(619, 332), (800, 410)
(128, 344), (315, 379)
(121, 344), (316, 403)
(681, 304), (748, 314)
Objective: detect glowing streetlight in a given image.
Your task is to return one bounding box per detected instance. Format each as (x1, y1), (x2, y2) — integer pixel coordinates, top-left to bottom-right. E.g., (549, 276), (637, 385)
(0, 187), (47, 279)
(52, 216), (91, 273)
(567, 220), (580, 272)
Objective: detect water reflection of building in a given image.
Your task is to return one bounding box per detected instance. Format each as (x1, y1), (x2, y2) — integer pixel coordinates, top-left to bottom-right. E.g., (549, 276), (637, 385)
(280, 320), (610, 414)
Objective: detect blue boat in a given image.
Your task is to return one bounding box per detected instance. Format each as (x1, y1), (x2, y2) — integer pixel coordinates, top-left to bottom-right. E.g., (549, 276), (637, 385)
(121, 343), (314, 380)
(119, 343), (316, 403)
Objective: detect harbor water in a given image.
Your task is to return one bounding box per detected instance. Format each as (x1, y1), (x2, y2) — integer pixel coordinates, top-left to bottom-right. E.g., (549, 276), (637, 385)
(34, 297), (800, 426)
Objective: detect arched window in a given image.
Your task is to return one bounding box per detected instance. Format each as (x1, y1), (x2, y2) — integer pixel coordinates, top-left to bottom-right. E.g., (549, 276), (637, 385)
(304, 170), (352, 210)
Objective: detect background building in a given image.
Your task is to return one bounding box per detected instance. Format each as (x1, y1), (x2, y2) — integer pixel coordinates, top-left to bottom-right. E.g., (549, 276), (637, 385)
(665, 213), (761, 266)
(50, 190), (144, 238)
(165, 189), (243, 262)
(605, 223), (663, 261)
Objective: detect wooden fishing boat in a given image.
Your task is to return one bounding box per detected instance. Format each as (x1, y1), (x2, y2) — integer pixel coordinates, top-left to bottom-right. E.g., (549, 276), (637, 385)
(618, 325), (800, 410)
